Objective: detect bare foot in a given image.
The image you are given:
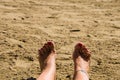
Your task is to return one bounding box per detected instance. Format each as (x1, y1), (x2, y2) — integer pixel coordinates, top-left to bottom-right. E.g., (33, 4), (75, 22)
(73, 42), (91, 72)
(38, 42), (56, 71)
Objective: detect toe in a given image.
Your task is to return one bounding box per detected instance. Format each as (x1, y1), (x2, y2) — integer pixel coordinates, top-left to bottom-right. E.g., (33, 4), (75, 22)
(44, 43), (49, 52)
(42, 43), (48, 54)
(47, 41), (54, 52)
(38, 48), (43, 56)
(75, 42), (83, 48)
(74, 42), (84, 53)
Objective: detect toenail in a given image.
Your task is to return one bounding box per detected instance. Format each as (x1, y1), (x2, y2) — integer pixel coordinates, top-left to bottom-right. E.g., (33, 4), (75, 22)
(47, 42), (53, 45)
(84, 48), (87, 51)
(45, 43), (48, 45)
(38, 49), (41, 52)
(78, 43), (82, 47)
(41, 48), (44, 50)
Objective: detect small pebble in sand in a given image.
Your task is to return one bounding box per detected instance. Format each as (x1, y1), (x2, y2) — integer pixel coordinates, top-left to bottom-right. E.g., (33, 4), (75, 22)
(70, 30), (80, 32)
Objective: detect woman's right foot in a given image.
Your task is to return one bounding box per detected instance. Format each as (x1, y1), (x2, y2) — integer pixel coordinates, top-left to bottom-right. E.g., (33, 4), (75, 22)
(73, 42), (91, 72)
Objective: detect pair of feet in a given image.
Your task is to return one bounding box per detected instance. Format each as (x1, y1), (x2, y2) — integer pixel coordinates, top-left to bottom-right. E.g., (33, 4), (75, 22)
(38, 42), (91, 80)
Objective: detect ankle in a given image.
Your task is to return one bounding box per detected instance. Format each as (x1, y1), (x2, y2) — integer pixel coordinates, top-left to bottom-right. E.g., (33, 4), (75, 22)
(74, 64), (88, 72)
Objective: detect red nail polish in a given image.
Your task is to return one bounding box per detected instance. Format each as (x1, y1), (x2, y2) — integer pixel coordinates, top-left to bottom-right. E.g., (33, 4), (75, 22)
(41, 48), (43, 50)
(78, 43), (82, 47)
(48, 42), (53, 45)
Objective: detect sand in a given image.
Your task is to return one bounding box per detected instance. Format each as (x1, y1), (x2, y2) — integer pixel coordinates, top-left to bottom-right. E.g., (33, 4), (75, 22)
(0, 0), (120, 80)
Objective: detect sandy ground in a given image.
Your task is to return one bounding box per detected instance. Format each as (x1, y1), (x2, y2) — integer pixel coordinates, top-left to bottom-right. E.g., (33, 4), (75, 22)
(0, 0), (120, 80)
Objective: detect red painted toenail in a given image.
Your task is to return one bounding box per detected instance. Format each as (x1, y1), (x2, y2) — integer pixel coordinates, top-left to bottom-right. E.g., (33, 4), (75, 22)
(41, 48), (44, 50)
(78, 43), (82, 47)
(47, 42), (53, 45)
(44, 43), (47, 45)
(84, 48), (88, 51)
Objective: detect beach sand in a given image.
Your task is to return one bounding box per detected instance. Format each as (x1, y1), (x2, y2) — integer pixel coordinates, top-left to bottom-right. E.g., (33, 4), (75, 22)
(0, 0), (120, 80)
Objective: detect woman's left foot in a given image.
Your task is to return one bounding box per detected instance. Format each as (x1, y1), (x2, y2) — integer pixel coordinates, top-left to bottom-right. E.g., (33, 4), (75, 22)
(38, 42), (56, 71)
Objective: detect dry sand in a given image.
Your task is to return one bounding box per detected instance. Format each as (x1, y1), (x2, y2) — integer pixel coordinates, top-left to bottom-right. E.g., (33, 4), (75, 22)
(0, 0), (120, 80)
